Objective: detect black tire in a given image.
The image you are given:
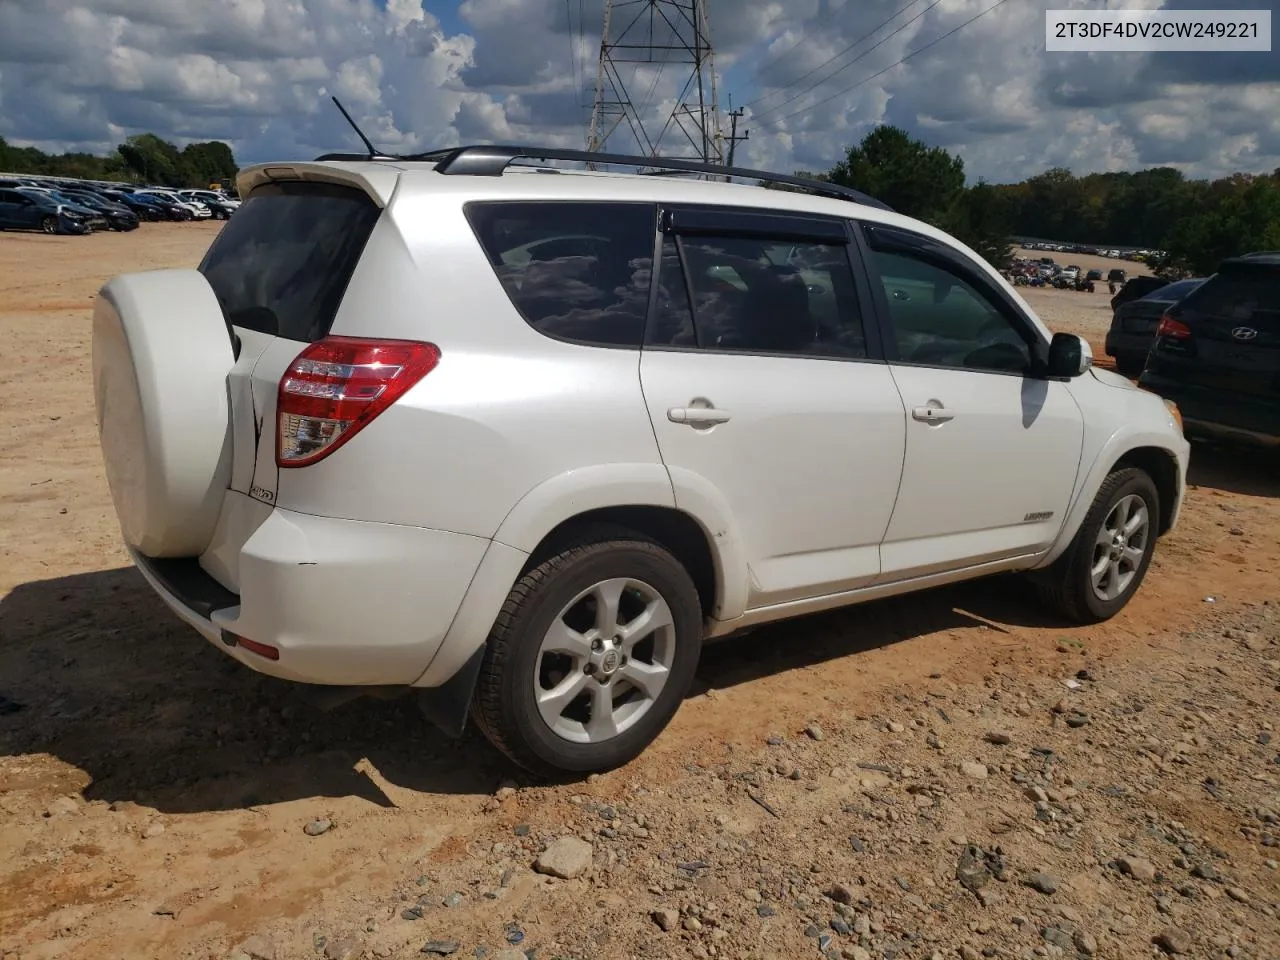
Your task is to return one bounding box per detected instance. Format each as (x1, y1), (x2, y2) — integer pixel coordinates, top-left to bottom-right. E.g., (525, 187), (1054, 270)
(472, 529), (703, 778)
(41, 216), (58, 235)
(1035, 467), (1160, 624)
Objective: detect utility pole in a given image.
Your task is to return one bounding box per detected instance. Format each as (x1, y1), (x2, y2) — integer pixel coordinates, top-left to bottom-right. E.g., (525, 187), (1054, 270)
(588, 0), (723, 164)
(725, 100), (748, 168)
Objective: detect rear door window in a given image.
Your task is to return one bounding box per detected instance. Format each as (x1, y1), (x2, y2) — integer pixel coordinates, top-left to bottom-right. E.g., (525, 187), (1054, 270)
(199, 181), (381, 342)
(464, 201), (656, 348)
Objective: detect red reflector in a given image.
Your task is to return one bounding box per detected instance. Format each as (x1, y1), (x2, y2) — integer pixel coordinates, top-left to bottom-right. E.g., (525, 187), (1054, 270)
(277, 337), (440, 467)
(1156, 315), (1192, 339)
(233, 635), (280, 661)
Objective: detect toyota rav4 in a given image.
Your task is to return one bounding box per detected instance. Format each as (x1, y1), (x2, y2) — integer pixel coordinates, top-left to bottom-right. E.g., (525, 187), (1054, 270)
(92, 146), (1190, 776)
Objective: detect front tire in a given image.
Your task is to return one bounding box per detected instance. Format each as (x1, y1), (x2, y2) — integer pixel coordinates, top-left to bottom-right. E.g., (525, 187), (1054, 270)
(41, 216), (58, 235)
(1035, 467), (1160, 624)
(472, 531), (703, 778)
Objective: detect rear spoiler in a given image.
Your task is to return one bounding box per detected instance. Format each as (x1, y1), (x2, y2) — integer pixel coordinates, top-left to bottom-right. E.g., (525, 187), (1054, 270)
(236, 161), (402, 207)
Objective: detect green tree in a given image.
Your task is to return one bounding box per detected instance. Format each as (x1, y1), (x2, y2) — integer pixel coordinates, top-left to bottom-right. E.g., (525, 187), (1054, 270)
(117, 133), (183, 185)
(829, 125), (965, 224)
(1164, 177), (1280, 274)
(179, 141), (238, 185)
(946, 180), (1015, 270)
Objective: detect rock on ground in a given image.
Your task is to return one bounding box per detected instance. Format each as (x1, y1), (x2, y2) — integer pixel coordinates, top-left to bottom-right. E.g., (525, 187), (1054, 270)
(533, 837), (594, 879)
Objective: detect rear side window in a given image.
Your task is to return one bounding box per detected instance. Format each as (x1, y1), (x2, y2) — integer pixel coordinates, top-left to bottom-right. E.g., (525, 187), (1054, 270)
(464, 201), (656, 348)
(651, 233), (868, 358)
(199, 181), (380, 342)
(1183, 266), (1280, 328)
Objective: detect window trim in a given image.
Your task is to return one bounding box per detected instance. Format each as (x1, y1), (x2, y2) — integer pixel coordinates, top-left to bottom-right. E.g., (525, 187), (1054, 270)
(642, 204), (884, 365)
(857, 221), (1051, 379)
(663, 206), (850, 244)
(461, 199), (660, 351)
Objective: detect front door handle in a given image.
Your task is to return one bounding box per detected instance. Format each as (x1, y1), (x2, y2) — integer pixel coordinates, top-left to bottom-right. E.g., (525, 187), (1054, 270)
(911, 402), (954, 425)
(668, 404), (732, 426)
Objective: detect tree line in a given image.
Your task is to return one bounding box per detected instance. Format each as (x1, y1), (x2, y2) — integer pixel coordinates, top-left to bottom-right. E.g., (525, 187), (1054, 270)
(817, 125), (1280, 276)
(0, 133), (238, 188)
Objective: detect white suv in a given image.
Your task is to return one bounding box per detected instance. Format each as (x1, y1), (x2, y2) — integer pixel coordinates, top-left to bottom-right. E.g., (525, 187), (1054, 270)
(92, 147), (1190, 776)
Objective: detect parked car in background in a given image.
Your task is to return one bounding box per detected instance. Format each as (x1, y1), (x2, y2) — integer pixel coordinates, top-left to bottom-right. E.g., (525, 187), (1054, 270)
(137, 189), (212, 220)
(127, 191), (193, 221)
(0, 187), (92, 234)
(1139, 252), (1280, 446)
(1105, 278), (1206, 376)
(1111, 274), (1169, 311)
(101, 189), (166, 222)
(178, 189), (240, 219)
(57, 190), (140, 231)
(16, 188), (108, 231)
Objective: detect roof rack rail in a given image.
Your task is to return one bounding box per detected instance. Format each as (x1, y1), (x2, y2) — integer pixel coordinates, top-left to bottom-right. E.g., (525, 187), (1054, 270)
(307, 144), (890, 211)
(418, 146), (893, 211)
(313, 152), (403, 162)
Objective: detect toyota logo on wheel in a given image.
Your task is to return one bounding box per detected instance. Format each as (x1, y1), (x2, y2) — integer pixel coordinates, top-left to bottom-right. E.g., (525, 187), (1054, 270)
(1231, 326), (1259, 341)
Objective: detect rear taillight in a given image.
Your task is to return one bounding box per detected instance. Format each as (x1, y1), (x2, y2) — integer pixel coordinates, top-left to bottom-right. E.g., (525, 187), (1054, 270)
(1156, 315), (1191, 340)
(277, 336), (440, 467)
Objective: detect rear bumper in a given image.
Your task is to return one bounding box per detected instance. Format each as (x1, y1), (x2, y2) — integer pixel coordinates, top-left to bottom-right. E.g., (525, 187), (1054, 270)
(131, 504), (491, 687)
(1139, 374), (1280, 446)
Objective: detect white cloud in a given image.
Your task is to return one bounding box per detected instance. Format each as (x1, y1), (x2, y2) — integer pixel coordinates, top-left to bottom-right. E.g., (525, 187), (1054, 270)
(0, 0), (1276, 182)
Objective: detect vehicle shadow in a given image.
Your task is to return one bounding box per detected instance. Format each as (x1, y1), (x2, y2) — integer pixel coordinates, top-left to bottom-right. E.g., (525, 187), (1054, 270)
(1, 564), (1061, 810)
(1187, 440), (1280, 499)
(0, 567), (505, 814)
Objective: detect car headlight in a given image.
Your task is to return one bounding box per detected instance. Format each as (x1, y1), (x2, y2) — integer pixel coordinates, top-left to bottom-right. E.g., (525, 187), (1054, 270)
(1163, 398), (1183, 433)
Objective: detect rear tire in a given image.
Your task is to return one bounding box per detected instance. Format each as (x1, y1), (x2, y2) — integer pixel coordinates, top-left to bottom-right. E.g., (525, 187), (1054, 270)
(1034, 467), (1160, 624)
(472, 530), (703, 778)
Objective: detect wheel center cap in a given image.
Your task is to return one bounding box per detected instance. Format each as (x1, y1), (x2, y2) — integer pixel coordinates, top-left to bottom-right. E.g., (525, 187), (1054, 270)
(598, 649), (621, 676)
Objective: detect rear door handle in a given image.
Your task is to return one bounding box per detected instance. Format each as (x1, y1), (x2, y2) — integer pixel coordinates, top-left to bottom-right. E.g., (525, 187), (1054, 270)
(911, 403), (954, 425)
(668, 406), (732, 426)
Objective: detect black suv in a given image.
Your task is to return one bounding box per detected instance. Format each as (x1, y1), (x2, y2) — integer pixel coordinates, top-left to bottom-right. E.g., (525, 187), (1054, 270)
(1139, 252), (1280, 446)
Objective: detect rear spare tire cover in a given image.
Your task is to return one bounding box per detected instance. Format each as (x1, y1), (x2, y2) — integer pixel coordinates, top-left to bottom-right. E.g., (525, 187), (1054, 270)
(92, 269), (234, 557)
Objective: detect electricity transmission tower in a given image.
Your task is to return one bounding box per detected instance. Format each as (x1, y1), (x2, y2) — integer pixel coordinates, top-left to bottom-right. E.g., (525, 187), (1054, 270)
(587, 0), (723, 164)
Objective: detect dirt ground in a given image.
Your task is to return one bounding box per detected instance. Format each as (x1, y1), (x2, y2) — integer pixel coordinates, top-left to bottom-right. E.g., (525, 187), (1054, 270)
(1, 227), (1277, 960)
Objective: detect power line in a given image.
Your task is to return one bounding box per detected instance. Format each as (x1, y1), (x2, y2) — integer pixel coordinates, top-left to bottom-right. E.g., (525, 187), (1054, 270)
(757, 0), (1015, 128)
(749, 0), (945, 120)
(747, 0), (926, 109)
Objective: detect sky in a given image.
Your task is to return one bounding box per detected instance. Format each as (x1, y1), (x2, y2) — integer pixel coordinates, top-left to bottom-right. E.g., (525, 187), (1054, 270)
(0, 0), (1277, 184)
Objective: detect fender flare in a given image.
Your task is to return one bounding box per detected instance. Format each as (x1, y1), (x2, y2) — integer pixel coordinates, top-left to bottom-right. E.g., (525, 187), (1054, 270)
(1035, 426), (1187, 568)
(414, 463), (751, 691)
(492, 461), (750, 622)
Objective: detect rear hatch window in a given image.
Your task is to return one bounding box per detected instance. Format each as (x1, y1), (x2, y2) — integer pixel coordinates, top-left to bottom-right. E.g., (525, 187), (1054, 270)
(199, 181), (381, 343)
(1184, 266), (1280, 329)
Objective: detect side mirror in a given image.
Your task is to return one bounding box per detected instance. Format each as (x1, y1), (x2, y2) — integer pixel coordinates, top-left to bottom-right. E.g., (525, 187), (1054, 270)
(1047, 332), (1092, 378)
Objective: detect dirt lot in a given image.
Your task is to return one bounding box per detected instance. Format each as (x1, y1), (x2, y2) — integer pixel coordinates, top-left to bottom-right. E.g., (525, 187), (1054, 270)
(1, 227), (1277, 960)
